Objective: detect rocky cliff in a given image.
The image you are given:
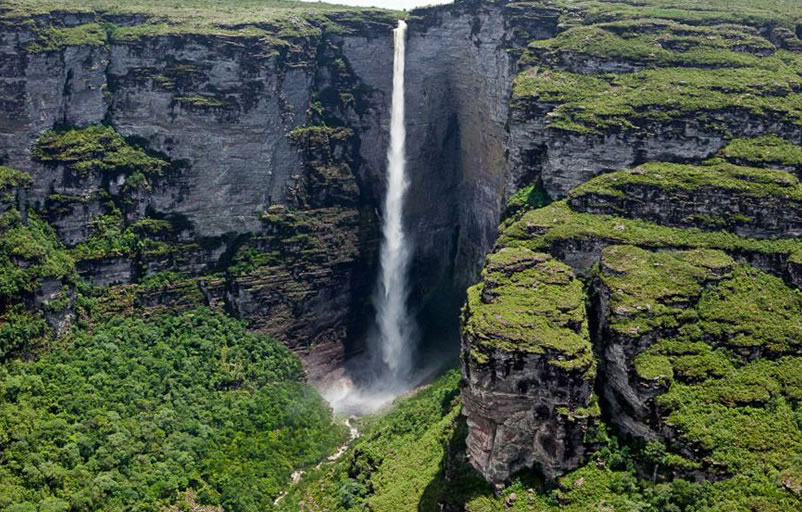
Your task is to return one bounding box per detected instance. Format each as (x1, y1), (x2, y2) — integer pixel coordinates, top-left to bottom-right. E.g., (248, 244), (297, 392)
(4, 0), (802, 508)
(455, 0), (802, 506)
(0, 0), (561, 379)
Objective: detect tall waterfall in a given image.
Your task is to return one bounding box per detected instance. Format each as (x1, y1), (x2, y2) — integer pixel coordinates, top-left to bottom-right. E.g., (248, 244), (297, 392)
(322, 20), (415, 414)
(375, 19), (413, 382)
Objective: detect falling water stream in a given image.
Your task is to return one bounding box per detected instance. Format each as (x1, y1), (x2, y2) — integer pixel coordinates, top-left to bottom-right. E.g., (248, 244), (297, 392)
(322, 20), (415, 415)
(375, 19), (413, 383)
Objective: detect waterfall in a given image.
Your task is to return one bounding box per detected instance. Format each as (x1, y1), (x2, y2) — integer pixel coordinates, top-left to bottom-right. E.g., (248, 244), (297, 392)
(322, 20), (415, 414)
(375, 19), (413, 382)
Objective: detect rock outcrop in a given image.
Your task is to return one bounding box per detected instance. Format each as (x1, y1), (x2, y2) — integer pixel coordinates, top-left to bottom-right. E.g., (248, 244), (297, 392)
(461, 247), (597, 483)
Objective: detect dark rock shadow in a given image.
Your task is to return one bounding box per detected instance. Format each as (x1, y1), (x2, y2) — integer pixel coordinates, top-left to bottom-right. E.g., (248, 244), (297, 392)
(417, 414), (494, 512)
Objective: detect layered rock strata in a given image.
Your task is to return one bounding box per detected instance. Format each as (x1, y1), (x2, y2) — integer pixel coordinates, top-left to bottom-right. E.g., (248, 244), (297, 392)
(461, 247), (597, 483)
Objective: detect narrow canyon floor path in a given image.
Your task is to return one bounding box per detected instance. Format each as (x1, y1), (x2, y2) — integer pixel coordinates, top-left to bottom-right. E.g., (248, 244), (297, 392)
(273, 417), (360, 506)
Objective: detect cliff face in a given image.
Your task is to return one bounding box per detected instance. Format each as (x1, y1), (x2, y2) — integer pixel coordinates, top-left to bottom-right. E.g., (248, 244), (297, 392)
(0, 9), (399, 378)
(460, 247), (597, 483)
(454, 0), (802, 501)
(340, 1), (561, 350)
(0, 0), (559, 377)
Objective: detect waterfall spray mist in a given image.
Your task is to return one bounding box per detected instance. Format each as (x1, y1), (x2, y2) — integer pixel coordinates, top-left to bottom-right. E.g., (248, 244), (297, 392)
(322, 20), (415, 414)
(375, 19), (413, 382)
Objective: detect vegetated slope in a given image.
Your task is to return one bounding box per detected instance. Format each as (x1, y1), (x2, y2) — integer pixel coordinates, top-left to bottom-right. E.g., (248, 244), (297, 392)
(0, 168), (346, 511)
(0, 308), (346, 512)
(284, 367), (799, 511)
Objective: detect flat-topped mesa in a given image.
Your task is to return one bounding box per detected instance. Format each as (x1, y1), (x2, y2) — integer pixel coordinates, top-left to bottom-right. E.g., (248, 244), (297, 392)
(461, 247), (598, 483)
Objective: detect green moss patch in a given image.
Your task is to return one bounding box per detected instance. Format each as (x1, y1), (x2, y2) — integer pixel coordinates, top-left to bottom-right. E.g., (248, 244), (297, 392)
(0, 208), (76, 357)
(720, 135), (802, 168)
(0, 167), (32, 191)
(578, 0), (802, 30)
(175, 95), (227, 108)
(597, 245), (802, 492)
(571, 161), (802, 202)
(600, 245), (734, 336)
(463, 247), (592, 370)
(0, 209), (76, 299)
(26, 23), (107, 52)
(527, 19), (774, 70)
(499, 200), (802, 266)
(33, 125), (168, 178)
(696, 265), (802, 354)
(566, 161), (802, 232)
(5, 0), (400, 55)
(514, 51), (802, 134)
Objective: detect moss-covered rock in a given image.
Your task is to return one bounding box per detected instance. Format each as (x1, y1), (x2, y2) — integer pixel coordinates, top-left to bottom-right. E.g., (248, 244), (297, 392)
(33, 125), (168, 178)
(569, 161), (802, 237)
(595, 244), (802, 498)
(720, 135), (802, 170)
(498, 200), (802, 285)
(0, 206), (76, 358)
(461, 247), (597, 483)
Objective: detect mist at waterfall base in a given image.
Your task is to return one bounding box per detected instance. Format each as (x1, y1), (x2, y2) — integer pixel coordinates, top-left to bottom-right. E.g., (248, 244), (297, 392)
(322, 20), (444, 416)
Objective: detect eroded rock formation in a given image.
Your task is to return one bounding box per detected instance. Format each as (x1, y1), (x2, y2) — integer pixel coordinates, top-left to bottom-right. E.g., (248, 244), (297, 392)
(461, 247), (598, 482)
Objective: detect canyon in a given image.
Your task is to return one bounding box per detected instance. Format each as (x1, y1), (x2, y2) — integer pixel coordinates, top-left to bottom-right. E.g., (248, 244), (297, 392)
(2, 0), (802, 510)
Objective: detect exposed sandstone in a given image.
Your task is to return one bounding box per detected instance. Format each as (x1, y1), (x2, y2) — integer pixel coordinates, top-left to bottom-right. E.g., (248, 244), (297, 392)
(461, 247), (597, 483)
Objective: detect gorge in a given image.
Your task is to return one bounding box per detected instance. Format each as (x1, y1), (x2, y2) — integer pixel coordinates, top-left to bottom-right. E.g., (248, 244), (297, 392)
(2, 0), (802, 510)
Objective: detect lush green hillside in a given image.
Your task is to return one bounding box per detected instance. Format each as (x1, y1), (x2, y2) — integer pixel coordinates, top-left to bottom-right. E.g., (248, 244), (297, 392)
(0, 309), (345, 512)
(286, 366), (802, 512)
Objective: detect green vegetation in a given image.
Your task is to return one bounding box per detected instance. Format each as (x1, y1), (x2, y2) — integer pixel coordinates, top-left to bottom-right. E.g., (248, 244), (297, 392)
(499, 200), (802, 265)
(0, 207), (75, 302)
(570, 161), (802, 201)
(0, 309), (345, 512)
(288, 366), (799, 512)
(175, 95), (227, 108)
(33, 125), (168, 179)
(26, 23), (107, 52)
(527, 19), (775, 69)
(463, 248), (593, 370)
(564, 159), (802, 232)
(513, 0), (802, 136)
(503, 181), (551, 221)
(281, 370), (482, 512)
(0, 167), (33, 191)
(597, 246), (802, 506)
(600, 245), (734, 336)
(288, 126), (354, 144)
(69, 206), (174, 262)
(575, 0), (802, 29)
(29, 125), (199, 262)
(0, 206), (75, 355)
(720, 135), (802, 167)
(3, 0), (399, 49)
(513, 52), (802, 134)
